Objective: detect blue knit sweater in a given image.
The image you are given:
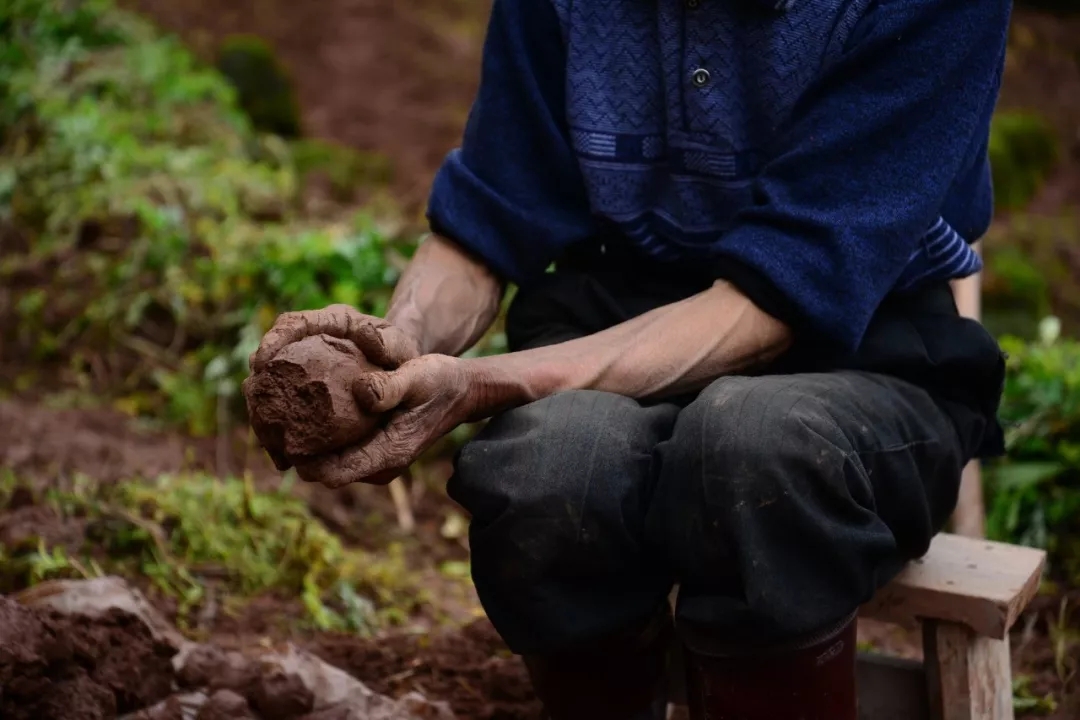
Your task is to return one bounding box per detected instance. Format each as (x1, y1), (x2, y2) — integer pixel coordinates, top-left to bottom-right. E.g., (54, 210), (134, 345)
(427, 0), (1011, 353)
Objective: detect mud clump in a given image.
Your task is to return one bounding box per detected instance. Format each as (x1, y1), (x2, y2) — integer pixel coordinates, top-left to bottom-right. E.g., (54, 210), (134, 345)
(196, 689), (256, 720)
(311, 618), (542, 720)
(250, 668), (315, 719)
(243, 335), (381, 469)
(0, 597), (176, 720)
(177, 644), (261, 699)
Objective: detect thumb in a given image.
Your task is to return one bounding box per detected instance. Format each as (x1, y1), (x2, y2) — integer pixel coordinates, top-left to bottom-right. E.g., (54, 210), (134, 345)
(353, 368), (412, 414)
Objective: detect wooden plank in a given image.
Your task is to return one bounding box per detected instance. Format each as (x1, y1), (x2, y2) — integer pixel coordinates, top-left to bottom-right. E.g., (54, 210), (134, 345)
(861, 533), (1046, 639)
(857, 653), (930, 720)
(950, 244), (986, 539)
(924, 620), (1013, 720)
(954, 462), (986, 539)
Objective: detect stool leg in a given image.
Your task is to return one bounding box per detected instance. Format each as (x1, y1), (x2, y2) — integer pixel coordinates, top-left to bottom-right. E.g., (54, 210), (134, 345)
(923, 620), (1014, 720)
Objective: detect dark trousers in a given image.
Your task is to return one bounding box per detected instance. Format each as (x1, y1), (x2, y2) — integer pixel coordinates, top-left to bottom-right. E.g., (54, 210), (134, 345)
(448, 248), (1005, 656)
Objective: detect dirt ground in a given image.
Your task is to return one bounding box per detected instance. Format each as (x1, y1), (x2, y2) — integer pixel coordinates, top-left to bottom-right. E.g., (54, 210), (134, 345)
(2, 398), (1078, 719)
(3, 1), (1080, 718)
(119, 0), (490, 212)
(0, 597), (176, 720)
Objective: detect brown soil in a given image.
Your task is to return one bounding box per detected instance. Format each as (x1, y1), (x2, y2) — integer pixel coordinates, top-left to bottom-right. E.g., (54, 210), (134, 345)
(0, 398), (279, 486)
(4, 2), (1080, 717)
(0, 597), (176, 720)
(196, 690), (256, 720)
(244, 335), (381, 470)
(119, 0), (489, 212)
(3, 395), (1079, 717)
(310, 618), (541, 720)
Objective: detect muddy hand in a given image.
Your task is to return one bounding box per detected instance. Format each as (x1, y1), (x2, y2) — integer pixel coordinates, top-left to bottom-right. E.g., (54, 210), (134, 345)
(250, 304), (420, 373)
(292, 354), (481, 488)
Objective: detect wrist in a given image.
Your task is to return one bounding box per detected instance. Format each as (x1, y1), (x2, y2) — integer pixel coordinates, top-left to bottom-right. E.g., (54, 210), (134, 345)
(461, 352), (566, 420)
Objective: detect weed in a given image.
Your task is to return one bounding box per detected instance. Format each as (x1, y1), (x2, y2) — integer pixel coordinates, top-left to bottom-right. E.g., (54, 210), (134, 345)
(0, 472), (427, 633)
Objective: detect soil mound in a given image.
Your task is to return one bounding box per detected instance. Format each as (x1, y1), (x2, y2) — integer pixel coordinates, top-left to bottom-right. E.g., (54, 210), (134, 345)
(311, 618), (541, 720)
(0, 597), (177, 720)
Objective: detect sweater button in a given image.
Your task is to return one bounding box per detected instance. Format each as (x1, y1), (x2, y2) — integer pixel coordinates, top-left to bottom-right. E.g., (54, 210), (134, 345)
(691, 68), (711, 88)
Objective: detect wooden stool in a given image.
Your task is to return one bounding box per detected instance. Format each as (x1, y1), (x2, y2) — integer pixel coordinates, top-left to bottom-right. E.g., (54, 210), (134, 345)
(669, 533), (1047, 720)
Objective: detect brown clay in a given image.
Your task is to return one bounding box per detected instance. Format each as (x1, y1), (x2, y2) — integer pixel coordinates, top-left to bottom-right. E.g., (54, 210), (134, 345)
(243, 334), (381, 467)
(250, 667), (316, 719)
(211, 651), (262, 698)
(136, 696), (188, 720)
(0, 598), (176, 720)
(295, 707), (355, 720)
(195, 689), (256, 720)
(177, 644), (229, 689)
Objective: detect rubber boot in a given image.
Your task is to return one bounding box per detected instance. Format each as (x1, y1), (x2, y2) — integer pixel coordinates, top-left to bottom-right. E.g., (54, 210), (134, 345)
(523, 608), (674, 720)
(682, 613), (857, 720)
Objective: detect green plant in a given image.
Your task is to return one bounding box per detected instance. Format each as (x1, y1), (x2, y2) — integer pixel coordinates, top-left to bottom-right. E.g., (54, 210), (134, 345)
(0, 471), (425, 632)
(1012, 675), (1058, 715)
(985, 319), (1080, 580)
(0, 0), (416, 434)
(989, 111), (1059, 212)
(215, 34), (301, 138)
(982, 214), (1080, 340)
(290, 138), (393, 201)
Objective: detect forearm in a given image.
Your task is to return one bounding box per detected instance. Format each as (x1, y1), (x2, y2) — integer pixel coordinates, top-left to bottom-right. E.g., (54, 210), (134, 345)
(386, 234), (505, 357)
(465, 280), (793, 414)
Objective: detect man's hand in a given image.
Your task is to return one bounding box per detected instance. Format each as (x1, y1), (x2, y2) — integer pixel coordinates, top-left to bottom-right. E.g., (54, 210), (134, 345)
(250, 304), (421, 373)
(292, 354), (485, 488)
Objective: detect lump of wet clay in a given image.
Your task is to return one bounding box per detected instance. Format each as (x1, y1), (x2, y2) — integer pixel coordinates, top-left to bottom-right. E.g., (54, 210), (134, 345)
(195, 689), (255, 720)
(177, 645), (229, 689)
(250, 668), (315, 720)
(243, 334), (381, 468)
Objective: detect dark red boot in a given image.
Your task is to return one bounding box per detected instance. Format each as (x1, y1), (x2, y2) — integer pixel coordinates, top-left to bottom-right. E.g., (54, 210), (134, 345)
(682, 613), (857, 720)
(523, 609), (674, 720)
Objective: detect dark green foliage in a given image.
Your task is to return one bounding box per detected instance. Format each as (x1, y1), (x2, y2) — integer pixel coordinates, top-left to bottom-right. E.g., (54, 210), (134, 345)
(989, 112), (1059, 211)
(0, 0), (413, 434)
(986, 326), (1080, 581)
(215, 34), (301, 138)
(982, 215), (1080, 339)
(291, 138), (394, 200)
(0, 471), (421, 631)
(984, 247), (1053, 341)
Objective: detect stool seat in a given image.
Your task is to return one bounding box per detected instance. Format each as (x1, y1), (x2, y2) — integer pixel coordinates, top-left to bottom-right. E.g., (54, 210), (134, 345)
(860, 533), (1045, 640)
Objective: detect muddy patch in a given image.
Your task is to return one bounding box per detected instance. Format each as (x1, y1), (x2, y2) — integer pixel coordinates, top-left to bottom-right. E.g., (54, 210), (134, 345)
(0, 597), (177, 720)
(311, 619), (541, 720)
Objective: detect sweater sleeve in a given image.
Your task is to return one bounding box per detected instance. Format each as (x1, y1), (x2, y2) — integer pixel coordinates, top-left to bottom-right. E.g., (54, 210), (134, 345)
(426, 0), (596, 285)
(711, 0), (1011, 354)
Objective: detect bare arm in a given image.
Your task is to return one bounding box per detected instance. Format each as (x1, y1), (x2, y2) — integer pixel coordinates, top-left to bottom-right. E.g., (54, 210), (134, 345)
(463, 279), (792, 413)
(385, 234), (505, 357)
(297, 280), (792, 487)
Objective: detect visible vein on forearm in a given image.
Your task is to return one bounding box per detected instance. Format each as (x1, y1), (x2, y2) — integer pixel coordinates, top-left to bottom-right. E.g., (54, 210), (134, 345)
(385, 234), (504, 357)
(468, 281), (793, 411)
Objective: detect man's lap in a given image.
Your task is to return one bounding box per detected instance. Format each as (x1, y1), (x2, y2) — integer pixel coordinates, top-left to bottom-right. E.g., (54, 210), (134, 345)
(449, 370), (966, 650)
(451, 255), (996, 652)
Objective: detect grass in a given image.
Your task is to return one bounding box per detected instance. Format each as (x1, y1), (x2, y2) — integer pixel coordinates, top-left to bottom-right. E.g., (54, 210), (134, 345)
(0, 470), (427, 634)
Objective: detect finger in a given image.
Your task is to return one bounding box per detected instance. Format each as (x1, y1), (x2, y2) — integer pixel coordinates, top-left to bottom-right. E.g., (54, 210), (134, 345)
(376, 325), (421, 368)
(250, 310), (313, 372)
(250, 305), (372, 373)
(293, 425), (413, 489)
(352, 368), (413, 414)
